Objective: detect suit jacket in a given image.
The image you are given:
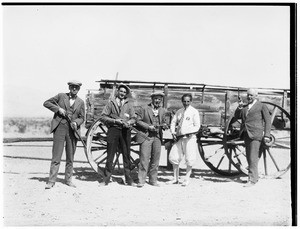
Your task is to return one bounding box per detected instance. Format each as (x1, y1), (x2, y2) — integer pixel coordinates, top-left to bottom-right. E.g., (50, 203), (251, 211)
(234, 100), (271, 141)
(43, 93), (85, 138)
(135, 103), (167, 144)
(100, 97), (136, 127)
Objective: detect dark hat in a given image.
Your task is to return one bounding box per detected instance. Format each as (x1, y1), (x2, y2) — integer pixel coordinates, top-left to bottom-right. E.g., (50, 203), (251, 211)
(117, 83), (131, 94)
(151, 91), (165, 97)
(68, 80), (82, 87)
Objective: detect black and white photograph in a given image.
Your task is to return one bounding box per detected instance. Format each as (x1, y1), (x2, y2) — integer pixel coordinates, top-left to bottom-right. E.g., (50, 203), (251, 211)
(2, 2), (296, 226)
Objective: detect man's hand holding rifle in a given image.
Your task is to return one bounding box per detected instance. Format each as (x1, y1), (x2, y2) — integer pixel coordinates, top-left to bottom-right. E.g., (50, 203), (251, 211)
(112, 115), (150, 141)
(54, 101), (83, 142)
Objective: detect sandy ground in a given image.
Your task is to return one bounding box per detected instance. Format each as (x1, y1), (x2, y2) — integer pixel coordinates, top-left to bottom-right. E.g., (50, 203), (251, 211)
(3, 141), (292, 226)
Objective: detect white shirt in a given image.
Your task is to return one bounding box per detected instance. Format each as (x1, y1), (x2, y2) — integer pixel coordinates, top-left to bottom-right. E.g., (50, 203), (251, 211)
(171, 105), (201, 136)
(116, 97), (125, 107)
(248, 99), (257, 111)
(69, 97), (75, 106)
(151, 104), (159, 117)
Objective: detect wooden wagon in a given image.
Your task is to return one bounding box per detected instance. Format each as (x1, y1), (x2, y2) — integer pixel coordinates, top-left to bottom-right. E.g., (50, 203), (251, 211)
(84, 79), (291, 179)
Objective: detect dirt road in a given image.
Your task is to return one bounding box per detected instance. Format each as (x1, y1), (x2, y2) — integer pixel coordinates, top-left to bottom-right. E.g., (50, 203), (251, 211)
(3, 141), (292, 226)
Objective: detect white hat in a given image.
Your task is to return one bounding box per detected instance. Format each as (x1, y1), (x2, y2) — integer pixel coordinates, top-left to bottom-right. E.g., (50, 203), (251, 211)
(67, 80), (82, 86)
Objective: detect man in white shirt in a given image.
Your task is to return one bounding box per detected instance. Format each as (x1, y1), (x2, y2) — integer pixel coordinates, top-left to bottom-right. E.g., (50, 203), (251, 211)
(167, 94), (201, 186)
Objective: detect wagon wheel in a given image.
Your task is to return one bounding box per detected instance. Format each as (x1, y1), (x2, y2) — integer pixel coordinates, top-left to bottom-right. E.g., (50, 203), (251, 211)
(85, 118), (140, 177)
(224, 102), (291, 178)
(197, 129), (242, 177)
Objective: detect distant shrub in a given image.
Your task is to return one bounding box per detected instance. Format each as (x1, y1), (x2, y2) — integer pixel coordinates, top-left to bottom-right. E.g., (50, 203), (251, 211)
(17, 123), (27, 133)
(3, 117), (52, 137)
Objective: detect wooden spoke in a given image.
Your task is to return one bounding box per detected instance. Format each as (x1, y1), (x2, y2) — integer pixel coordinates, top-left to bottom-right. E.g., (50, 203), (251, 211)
(224, 102), (290, 178)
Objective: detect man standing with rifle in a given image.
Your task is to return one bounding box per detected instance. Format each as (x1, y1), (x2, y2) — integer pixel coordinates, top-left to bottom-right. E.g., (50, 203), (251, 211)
(99, 83), (137, 186)
(135, 91), (168, 188)
(43, 80), (85, 189)
(166, 94), (201, 187)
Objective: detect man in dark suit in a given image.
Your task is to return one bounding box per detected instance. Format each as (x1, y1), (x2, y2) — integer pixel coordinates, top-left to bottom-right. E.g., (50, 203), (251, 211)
(135, 91), (168, 187)
(234, 88), (271, 187)
(99, 83), (137, 186)
(43, 80), (85, 189)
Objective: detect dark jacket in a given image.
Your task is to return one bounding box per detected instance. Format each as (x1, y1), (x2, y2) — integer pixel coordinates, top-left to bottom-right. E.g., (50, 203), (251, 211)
(135, 103), (167, 144)
(234, 100), (271, 141)
(43, 93), (85, 137)
(100, 97), (136, 127)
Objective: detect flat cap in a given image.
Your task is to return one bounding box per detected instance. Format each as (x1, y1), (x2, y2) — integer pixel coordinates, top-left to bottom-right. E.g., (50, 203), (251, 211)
(68, 80), (82, 87)
(118, 83), (131, 94)
(151, 91), (165, 97)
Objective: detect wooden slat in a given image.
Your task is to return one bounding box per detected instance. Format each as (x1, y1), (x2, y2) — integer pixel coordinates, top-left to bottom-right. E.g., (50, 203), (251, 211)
(3, 136), (87, 143)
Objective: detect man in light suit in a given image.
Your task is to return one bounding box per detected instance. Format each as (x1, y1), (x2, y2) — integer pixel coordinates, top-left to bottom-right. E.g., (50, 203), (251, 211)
(43, 80), (85, 189)
(234, 88), (271, 187)
(135, 91), (168, 187)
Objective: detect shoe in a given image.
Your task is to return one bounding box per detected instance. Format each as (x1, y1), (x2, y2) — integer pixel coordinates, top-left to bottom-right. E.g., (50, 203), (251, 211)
(126, 182), (137, 187)
(137, 183), (144, 188)
(99, 182), (109, 186)
(181, 180), (190, 187)
(166, 179), (179, 185)
(149, 182), (160, 187)
(244, 181), (255, 187)
(45, 182), (55, 189)
(66, 181), (76, 188)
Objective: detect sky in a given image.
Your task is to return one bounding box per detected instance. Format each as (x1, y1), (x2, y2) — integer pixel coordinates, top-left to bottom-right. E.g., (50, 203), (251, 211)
(2, 4), (291, 117)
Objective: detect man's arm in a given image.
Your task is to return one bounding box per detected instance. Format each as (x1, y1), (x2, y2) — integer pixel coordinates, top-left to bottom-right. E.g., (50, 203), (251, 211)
(262, 103), (271, 138)
(43, 94), (66, 116)
(191, 109), (201, 133)
(99, 102), (116, 125)
(136, 107), (151, 131)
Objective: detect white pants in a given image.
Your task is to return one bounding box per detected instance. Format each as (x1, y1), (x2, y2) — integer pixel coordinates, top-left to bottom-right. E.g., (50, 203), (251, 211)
(169, 135), (198, 167)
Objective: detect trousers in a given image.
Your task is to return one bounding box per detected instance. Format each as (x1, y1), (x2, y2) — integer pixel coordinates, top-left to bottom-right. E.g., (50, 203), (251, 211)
(138, 136), (161, 184)
(49, 123), (77, 183)
(104, 127), (133, 183)
(169, 135), (198, 167)
(244, 133), (262, 183)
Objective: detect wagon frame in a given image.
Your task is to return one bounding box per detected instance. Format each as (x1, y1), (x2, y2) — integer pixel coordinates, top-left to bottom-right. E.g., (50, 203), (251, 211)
(84, 79), (291, 180)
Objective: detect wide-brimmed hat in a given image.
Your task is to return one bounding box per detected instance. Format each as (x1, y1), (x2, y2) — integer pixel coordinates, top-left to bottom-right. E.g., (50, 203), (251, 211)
(117, 83), (131, 94)
(151, 91), (165, 97)
(67, 80), (82, 87)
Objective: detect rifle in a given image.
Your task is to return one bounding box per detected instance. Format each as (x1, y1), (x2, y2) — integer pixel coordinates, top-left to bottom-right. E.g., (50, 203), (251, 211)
(53, 100), (86, 148)
(172, 131), (199, 143)
(109, 114), (150, 141)
(164, 131), (199, 151)
(151, 124), (169, 133)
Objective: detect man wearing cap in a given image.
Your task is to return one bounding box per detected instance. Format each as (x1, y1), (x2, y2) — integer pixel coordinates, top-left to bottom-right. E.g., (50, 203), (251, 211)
(135, 91), (168, 187)
(234, 88), (271, 187)
(43, 80), (85, 189)
(99, 83), (137, 186)
(167, 93), (201, 187)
